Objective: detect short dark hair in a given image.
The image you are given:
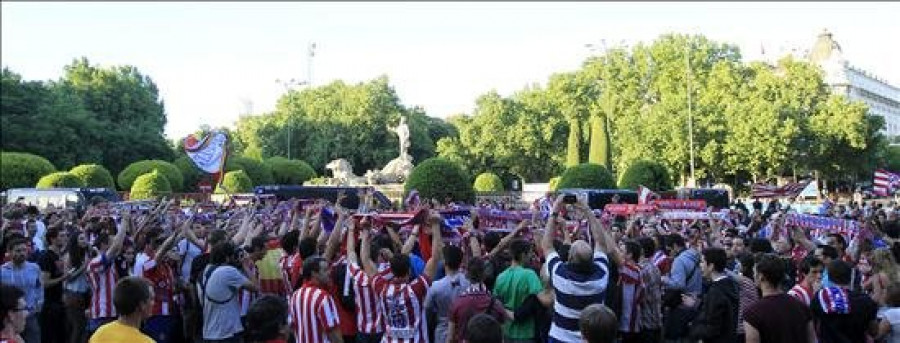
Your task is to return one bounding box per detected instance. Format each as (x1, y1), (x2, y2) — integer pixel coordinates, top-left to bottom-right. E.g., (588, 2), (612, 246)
(5, 237), (27, 252)
(702, 247), (728, 273)
(666, 234), (685, 249)
(45, 226), (62, 244)
(281, 230), (300, 255)
(298, 237), (318, 259)
(622, 240), (642, 261)
(483, 232), (502, 251)
(207, 230), (228, 246)
(579, 304), (618, 343)
(243, 295), (289, 341)
(247, 235), (267, 254)
(390, 254), (411, 278)
(798, 255), (823, 275)
(464, 313), (503, 343)
(0, 284), (24, 332)
(113, 276), (152, 316)
(467, 257), (488, 283)
(637, 237), (656, 259)
(443, 245), (463, 271)
(827, 233), (847, 248)
(754, 253), (785, 286)
(819, 245), (839, 260)
(509, 239), (532, 262)
(749, 238), (774, 254)
(826, 260), (852, 285)
(302, 256), (326, 280)
(211, 241), (237, 265)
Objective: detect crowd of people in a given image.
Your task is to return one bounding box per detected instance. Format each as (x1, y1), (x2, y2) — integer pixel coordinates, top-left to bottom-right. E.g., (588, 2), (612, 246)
(1, 189), (899, 343)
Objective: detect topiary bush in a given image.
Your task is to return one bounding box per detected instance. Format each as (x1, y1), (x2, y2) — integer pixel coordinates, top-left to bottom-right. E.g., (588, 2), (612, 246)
(215, 170), (253, 194)
(0, 152), (57, 190)
(556, 163), (615, 190)
(36, 172), (85, 188)
(69, 164), (115, 188)
(130, 170), (172, 200)
(473, 172), (504, 192)
(117, 160), (184, 192)
(228, 156), (274, 186)
(617, 160), (674, 191)
(173, 156), (202, 192)
(548, 176), (561, 191)
(264, 157), (317, 185)
(404, 157), (474, 203)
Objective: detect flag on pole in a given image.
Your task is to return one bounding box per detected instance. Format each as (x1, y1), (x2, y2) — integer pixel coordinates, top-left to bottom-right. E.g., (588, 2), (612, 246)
(637, 185), (659, 205)
(874, 169), (900, 196)
(183, 130), (230, 188)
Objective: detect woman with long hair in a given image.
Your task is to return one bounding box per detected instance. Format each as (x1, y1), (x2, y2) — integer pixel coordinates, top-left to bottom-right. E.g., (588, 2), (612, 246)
(63, 231), (90, 343)
(866, 249), (900, 306)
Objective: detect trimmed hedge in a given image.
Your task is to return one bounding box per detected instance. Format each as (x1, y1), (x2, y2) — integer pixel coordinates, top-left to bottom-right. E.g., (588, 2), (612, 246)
(173, 156), (202, 192)
(69, 164), (115, 188)
(473, 172), (504, 192)
(36, 172), (84, 188)
(556, 163), (615, 190)
(228, 156), (274, 186)
(404, 157), (474, 203)
(0, 152), (57, 190)
(215, 170), (253, 194)
(617, 160), (674, 191)
(118, 160), (184, 192)
(264, 157), (317, 185)
(129, 170), (172, 200)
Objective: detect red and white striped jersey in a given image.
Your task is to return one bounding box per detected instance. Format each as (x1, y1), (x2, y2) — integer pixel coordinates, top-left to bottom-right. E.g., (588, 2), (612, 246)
(280, 253), (303, 292)
(618, 261), (643, 333)
(373, 274), (431, 343)
(88, 252), (118, 319)
(142, 258), (177, 316)
(290, 283), (342, 343)
(788, 283), (814, 306)
(347, 262), (388, 334)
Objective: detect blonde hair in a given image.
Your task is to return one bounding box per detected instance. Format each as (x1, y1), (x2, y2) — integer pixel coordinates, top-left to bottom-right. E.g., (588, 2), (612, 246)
(871, 249), (900, 283)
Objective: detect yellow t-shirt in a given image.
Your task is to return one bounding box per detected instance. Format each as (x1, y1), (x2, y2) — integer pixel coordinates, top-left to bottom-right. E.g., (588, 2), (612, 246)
(88, 321), (155, 343)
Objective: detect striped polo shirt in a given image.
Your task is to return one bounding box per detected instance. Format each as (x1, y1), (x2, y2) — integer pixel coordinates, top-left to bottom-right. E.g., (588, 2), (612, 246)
(545, 250), (609, 343)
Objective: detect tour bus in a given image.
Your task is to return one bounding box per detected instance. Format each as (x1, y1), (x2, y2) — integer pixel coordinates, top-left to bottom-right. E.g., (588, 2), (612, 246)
(252, 185), (393, 210)
(556, 188), (640, 210)
(3, 188), (121, 214)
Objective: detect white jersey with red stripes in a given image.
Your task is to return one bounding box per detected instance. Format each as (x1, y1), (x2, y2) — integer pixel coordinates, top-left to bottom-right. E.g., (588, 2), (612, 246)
(142, 258), (177, 316)
(347, 262), (388, 334)
(87, 252), (118, 319)
(373, 274), (431, 343)
(788, 283), (813, 306)
(290, 283), (342, 343)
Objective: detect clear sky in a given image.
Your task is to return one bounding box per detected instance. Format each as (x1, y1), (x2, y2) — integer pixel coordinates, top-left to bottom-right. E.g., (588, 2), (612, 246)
(3, 2), (899, 140)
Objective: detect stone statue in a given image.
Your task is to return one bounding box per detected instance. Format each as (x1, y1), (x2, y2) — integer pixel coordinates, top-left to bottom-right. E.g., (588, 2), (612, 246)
(389, 116), (410, 158)
(324, 159), (367, 185)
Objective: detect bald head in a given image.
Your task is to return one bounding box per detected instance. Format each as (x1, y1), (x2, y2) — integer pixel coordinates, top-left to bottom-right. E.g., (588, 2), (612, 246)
(570, 240), (593, 264)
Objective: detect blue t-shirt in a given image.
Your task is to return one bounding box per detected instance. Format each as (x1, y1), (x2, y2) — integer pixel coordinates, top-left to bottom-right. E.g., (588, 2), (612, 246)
(409, 254), (425, 279)
(202, 265), (249, 340)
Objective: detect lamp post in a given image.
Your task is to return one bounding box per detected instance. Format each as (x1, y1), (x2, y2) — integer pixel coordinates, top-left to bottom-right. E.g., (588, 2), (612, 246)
(685, 40), (696, 187)
(275, 78), (308, 159)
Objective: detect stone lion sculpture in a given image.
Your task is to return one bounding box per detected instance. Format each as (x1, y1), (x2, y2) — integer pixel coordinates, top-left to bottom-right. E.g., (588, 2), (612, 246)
(324, 159), (367, 185)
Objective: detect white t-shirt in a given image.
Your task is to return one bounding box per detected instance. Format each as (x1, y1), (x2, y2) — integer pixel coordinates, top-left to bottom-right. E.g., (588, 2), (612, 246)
(176, 238), (203, 283)
(878, 307), (900, 343)
(133, 252), (151, 277)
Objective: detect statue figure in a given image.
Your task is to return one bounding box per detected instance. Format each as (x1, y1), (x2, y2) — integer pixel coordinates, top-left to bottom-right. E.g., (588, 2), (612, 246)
(324, 158), (367, 185)
(389, 116), (410, 158)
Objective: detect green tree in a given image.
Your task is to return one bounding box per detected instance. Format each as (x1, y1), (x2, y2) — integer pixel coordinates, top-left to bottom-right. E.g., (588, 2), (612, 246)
(404, 157), (474, 203)
(69, 164), (115, 188)
(588, 116), (611, 169)
(617, 160), (674, 190)
(58, 58), (173, 174)
(883, 145), (900, 171)
(0, 152), (57, 190)
(566, 119), (582, 167)
(227, 156), (274, 186)
(216, 170), (253, 194)
(557, 163), (615, 190)
(36, 172), (85, 188)
(130, 170), (172, 200)
(118, 160), (184, 191)
(473, 172), (504, 192)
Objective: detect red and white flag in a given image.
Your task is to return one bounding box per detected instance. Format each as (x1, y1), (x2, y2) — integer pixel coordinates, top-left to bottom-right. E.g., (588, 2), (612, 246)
(874, 169), (900, 196)
(637, 185), (658, 205)
(751, 180), (811, 199)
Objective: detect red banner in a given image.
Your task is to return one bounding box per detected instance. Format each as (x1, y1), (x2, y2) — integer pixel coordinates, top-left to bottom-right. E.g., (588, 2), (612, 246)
(650, 199), (706, 211)
(603, 204), (658, 215)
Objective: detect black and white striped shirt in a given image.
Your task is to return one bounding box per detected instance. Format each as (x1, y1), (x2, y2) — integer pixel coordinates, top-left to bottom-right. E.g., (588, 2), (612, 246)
(544, 250), (610, 343)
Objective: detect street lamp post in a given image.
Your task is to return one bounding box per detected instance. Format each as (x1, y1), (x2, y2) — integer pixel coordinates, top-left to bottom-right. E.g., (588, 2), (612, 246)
(685, 40), (696, 187)
(275, 78), (308, 159)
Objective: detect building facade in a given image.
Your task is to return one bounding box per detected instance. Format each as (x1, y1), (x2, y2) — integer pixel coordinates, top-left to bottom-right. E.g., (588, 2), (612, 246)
(808, 29), (900, 138)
